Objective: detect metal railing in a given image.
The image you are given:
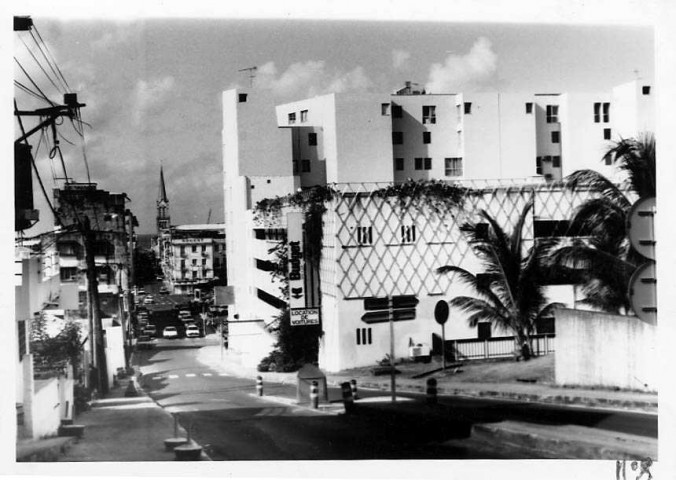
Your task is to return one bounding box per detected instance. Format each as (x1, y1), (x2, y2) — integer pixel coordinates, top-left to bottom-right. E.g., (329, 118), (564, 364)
(449, 334), (555, 361)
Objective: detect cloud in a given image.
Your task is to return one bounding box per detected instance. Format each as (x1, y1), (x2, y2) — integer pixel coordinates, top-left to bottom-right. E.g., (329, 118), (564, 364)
(132, 76), (176, 125)
(425, 37), (498, 93)
(255, 60), (373, 99)
(392, 49), (411, 69)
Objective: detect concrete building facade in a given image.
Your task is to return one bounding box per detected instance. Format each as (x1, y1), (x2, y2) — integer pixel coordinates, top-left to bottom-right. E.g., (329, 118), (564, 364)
(222, 80), (653, 371)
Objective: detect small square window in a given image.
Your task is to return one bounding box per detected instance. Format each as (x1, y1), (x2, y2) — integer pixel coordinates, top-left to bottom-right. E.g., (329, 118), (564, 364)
(300, 110), (308, 122)
(552, 156), (561, 168)
(381, 103), (390, 115)
(424, 157), (431, 170)
(536, 157), (543, 175)
(602, 102), (610, 123)
(301, 159), (311, 172)
(525, 102), (533, 114)
(395, 158), (404, 171)
(238, 93), (248, 103)
(357, 226), (373, 245)
(604, 128), (612, 140)
(392, 131), (403, 145)
(308, 132), (317, 146)
(288, 112), (296, 124)
(414, 157), (423, 170)
(593, 102), (601, 123)
(444, 157), (463, 177)
(642, 86), (651, 95)
(422, 105), (436, 124)
(546, 105), (559, 123)
(423, 131), (431, 144)
(401, 225), (416, 243)
(464, 102), (472, 114)
(392, 104), (403, 118)
(551, 131), (560, 143)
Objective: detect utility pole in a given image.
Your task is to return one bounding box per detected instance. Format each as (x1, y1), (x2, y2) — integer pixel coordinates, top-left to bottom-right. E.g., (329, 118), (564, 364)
(83, 216), (108, 395)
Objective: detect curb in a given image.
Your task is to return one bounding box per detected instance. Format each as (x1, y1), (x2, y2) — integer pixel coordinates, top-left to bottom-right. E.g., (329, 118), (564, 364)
(247, 393), (345, 415)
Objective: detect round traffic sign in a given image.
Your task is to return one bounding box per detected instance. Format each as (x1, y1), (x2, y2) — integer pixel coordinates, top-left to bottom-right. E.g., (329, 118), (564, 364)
(628, 261), (656, 325)
(627, 196), (656, 260)
(434, 300), (449, 325)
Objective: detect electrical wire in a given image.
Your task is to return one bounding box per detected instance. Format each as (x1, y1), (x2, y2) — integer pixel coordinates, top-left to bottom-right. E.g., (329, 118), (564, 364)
(14, 80), (49, 103)
(14, 57), (56, 106)
(19, 34), (65, 95)
(26, 29), (69, 93)
(31, 25), (71, 92)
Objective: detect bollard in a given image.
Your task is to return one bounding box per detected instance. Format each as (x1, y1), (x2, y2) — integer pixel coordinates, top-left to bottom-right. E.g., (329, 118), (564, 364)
(256, 376), (263, 396)
(310, 381), (319, 409)
(426, 378), (438, 405)
(350, 379), (359, 400)
(341, 382), (355, 413)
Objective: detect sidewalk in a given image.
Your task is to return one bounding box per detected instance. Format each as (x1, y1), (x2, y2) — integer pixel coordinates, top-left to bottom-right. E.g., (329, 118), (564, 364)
(197, 341), (658, 414)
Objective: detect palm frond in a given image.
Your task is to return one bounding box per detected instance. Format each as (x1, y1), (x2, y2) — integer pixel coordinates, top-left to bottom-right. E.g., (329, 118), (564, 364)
(564, 169), (630, 208)
(449, 296), (509, 328)
(610, 133), (656, 199)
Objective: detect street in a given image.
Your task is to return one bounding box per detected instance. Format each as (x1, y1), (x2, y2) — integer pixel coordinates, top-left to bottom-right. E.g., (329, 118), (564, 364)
(134, 335), (657, 460)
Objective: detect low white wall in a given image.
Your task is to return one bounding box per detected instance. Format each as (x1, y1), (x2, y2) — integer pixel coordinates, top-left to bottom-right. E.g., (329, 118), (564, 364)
(228, 320), (276, 369)
(555, 308), (657, 391)
(32, 379), (61, 439)
(105, 324), (125, 387)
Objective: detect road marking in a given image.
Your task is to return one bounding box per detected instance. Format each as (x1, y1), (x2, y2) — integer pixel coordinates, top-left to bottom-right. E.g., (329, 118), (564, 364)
(152, 376), (164, 380)
(186, 373), (196, 377)
(168, 374), (179, 379)
(219, 373), (228, 376)
(202, 373), (213, 377)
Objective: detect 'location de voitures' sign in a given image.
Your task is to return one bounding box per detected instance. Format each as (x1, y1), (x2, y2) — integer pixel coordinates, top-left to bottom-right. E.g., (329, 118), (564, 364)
(287, 212), (320, 326)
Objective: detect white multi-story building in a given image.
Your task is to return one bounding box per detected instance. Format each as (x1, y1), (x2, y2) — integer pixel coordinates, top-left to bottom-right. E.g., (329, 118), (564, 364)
(222, 80), (653, 371)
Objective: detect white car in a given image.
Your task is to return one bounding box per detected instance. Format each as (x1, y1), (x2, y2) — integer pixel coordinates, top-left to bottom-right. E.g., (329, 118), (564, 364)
(143, 296), (155, 305)
(185, 324), (200, 338)
(163, 326), (178, 338)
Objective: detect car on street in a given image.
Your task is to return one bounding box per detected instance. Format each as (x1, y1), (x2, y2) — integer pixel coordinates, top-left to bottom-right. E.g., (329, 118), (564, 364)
(185, 324), (200, 338)
(163, 326), (178, 338)
(143, 295), (155, 305)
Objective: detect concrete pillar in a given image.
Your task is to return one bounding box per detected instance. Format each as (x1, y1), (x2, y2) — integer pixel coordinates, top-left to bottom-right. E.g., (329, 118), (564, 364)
(22, 354), (35, 439)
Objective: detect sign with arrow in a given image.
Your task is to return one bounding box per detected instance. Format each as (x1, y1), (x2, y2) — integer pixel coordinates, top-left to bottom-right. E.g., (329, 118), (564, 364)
(287, 212), (306, 310)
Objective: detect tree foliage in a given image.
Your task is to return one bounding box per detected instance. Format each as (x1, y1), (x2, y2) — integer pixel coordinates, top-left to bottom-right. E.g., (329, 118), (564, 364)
(134, 247), (160, 285)
(258, 308), (321, 372)
(30, 316), (83, 377)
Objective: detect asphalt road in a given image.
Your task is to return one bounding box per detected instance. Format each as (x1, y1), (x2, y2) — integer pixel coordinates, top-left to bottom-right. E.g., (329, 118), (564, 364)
(134, 337), (656, 460)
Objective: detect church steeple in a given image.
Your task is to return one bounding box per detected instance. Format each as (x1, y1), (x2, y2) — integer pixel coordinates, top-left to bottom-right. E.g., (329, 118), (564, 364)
(157, 165), (170, 233)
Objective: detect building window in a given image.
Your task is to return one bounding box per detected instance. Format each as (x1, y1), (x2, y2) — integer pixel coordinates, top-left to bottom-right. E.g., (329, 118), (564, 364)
(422, 105), (436, 124)
(192, 271), (197, 279)
(445, 157), (463, 177)
(392, 104), (403, 118)
(546, 105), (559, 123)
(477, 322), (492, 340)
(642, 85), (651, 95)
(357, 226), (373, 245)
(308, 132), (318, 146)
(192, 245), (197, 253)
(381, 103), (390, 116)
(192, 258), (197, 266)
(288, 112), (296, 124)
(392, 131), (403, 145)
(464, 102), (472, 114)
(181, 259), (185, 269)
(414, 158), (422, 170)
(356, 328), (372, 345)
(525, 102), (533, 114)
(238, 93), (248, 103)
(593, 102), (601, 123)
(395, 157), (404, 171)
(604, 128), (612, 140)
(300, 110), (308, 122)
(551, 131), (560, 143)
(536, 157), (543, 175)
(415, 158), (431, 170)
(602, 102), (610, 122)
(552, 155), (561, 168)
(202, 258), (207, 266)
(301, 159), (311, 172)
(423, 131), (431, 144)
(401, 225), (416, 243)
(424, 157), (431, 170)
(60, 267), (77, 282)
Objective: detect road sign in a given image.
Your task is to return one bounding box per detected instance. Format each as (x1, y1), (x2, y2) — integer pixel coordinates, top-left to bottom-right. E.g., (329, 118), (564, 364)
(364, 295), (418, 311)
(628, 261), (656, 325)
(290, 308), (320, 326)
(627, 196), (656, 260)
(361, 309), (416, 324)
(434, 300), (449, 325)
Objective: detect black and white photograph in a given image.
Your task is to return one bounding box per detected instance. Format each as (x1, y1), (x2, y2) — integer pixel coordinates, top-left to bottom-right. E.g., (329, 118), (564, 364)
(4, 1), (675, 478)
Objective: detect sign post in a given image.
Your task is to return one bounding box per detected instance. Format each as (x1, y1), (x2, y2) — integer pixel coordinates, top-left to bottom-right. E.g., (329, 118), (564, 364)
(362, 295), (419, 402)
(434, 300), (450, 370)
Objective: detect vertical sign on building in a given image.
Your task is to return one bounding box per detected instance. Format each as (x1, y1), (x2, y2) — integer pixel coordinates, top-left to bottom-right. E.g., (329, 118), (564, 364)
(287, 212), (320, 326)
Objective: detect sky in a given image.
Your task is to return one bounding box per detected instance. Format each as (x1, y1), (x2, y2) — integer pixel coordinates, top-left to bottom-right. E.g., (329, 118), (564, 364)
(11, 9), (655, 235)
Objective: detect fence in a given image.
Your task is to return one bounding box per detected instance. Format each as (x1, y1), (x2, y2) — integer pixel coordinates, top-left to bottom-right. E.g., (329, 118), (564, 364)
(433, 334), (556, 361)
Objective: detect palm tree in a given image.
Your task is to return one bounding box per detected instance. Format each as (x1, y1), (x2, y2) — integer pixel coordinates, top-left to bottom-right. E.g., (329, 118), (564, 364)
(552, 133), (656, 313)
(437, 198), (561, 360)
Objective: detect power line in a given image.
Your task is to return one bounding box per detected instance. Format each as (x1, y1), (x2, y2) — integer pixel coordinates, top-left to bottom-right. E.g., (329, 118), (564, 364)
(32, 25), (71, 92)
(14, 80), (49, 103)
(14, 57), (56, 106)
(19, 33), (65, 95)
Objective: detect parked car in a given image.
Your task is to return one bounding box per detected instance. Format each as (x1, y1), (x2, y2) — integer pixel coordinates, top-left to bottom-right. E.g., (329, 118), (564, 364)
(143, 295), (155, 305)
(185, 324), (200, 338)
(163, 326), (178, 338)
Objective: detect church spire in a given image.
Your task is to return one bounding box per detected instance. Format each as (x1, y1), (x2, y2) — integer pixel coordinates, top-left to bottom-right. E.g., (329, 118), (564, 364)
(157, 165), (170, 233)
